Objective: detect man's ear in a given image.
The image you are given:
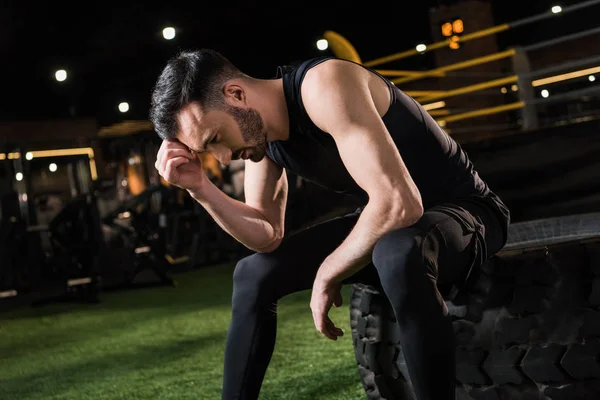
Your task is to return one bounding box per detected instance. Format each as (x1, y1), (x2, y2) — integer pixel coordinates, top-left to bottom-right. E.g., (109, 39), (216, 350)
(223, 82), (246, 106)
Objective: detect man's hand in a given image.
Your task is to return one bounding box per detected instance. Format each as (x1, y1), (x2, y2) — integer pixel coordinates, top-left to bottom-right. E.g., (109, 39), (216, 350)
(155, 139), (209, 195)
(310, 275), (344, 340)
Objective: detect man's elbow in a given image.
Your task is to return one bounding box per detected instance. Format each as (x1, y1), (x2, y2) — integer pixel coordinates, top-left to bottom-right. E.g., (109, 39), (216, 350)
(404, 205), (424, 227)
(388, 196), (423, 229)
(253, 235), (283, 254)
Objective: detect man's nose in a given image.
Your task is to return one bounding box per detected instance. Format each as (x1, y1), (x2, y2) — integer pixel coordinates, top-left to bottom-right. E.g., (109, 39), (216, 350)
(213, 148), (232, 166)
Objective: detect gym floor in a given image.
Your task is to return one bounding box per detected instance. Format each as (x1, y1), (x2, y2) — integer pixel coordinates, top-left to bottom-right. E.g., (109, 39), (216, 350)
(0, 263), (364, 400)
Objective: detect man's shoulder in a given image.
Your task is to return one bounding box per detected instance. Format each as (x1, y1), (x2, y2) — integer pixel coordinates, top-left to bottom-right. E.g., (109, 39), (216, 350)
(288, 56), (335, 71)
(302, 58), (366, 90)
(285, 56), (353, 84)
(300, 58), (368, 106)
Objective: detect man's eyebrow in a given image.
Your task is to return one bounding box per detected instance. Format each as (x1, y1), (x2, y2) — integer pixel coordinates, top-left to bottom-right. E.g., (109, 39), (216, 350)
(199, 130), (217, 152)
(199, 136), (209, 153)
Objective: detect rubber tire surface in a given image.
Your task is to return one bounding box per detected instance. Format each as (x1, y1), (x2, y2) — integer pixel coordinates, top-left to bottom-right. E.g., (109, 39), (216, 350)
(350, 240), (600, 400)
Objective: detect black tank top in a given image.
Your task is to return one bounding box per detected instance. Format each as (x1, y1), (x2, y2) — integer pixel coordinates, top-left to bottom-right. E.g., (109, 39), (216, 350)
(266, 57), (509, 239)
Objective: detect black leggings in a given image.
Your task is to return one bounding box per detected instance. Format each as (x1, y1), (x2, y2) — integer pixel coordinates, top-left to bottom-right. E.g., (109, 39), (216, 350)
(222, 198), (507, 400)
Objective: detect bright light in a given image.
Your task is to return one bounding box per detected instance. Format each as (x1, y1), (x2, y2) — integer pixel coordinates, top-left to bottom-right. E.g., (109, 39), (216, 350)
(118, 102), (129, 113)
(163, 27), (176, 40)
(416, 44), (427, 52)
(441, 22), (453, 37)
(55, 69), (67, 82)
(501, 87), (508, 94)
(15, 173), (23, 181)
(552, 5), (562, 13)
(511, 84), (518, 92)
(449, 36), (460, 50)
(453, 19), (464, 34)
(316, 39), (328, 51)
(422, 101), (445, 111)
(541, 89), (550, 98)
(590, 75), (596, 82)
(49, 163), (57, 172)
(25, 152), (33, 160)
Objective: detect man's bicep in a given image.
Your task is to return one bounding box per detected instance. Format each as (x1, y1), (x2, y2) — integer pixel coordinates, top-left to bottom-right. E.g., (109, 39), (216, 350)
(244, 156), (288, 238)
(301, 62), (422, 211)
(333, 123), (416, 202)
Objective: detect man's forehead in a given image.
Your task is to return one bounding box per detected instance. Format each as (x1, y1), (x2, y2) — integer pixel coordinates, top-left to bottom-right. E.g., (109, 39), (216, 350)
(176, 105), (220, 153)
(177, 104), (210, 137)
(178, 103), (204, 128)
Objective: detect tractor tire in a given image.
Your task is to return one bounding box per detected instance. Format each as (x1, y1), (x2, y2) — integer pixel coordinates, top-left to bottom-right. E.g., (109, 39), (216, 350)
(350, 239), (600, 400)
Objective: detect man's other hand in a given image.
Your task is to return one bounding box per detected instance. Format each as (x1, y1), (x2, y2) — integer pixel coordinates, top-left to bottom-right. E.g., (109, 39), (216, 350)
(310, 277), (344, 340)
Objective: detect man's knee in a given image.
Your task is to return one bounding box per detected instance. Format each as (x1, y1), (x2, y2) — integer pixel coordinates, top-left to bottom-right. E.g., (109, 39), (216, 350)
(234, 253), (275, 286)
(373, 226), (438, 296)
(372, 227), (446, 315)
(232, 253), (277, 304)
(372, 227), (428, 283)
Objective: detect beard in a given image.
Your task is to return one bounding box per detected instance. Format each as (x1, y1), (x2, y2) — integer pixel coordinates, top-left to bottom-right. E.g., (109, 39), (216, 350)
(227, 106), (268, 162)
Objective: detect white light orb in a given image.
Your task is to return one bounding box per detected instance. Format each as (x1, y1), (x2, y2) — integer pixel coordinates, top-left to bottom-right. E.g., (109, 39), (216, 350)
(163, 27), (176, 40)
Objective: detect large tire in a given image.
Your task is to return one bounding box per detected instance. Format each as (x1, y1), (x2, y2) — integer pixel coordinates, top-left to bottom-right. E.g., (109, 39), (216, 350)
(350, 238), (600, 400)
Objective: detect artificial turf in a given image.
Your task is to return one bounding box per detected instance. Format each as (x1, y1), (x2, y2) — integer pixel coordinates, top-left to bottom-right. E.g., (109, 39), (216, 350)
(0, 263), (366, 399)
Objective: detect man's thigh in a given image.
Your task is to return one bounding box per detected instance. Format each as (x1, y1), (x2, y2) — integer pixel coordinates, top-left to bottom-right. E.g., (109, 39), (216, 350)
(413, 201), (488, 288)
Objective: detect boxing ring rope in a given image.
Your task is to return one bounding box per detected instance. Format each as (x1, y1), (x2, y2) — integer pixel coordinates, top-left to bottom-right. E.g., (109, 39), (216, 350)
(420, 56), (600, 105)
(359, 0), (600, 68)
(435, 84), (600, 127)
(362, 25), (511, 69)
(324, 0), (600, 135)
(390, 50), (517, 85)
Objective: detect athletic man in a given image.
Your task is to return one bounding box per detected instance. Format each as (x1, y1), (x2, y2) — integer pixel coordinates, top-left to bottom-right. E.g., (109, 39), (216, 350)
(150, 49), (510, 400)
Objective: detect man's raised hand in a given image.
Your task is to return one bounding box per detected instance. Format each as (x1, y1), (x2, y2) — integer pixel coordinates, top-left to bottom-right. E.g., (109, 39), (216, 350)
(155, 139), (208, 194)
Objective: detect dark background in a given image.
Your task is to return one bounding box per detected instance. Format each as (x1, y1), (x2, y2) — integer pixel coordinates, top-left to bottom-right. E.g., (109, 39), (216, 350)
(1, 0), (592, 127)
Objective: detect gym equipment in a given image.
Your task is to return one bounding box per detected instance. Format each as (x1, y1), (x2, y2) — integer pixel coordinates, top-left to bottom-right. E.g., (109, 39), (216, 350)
(33, 192), (104, 305)
(101, 185), (175, 288)
(0, 192), (104, 309)
(165, 208), (210, 268)
(0, 192), (27, 300)
(350, 212), (600, 399)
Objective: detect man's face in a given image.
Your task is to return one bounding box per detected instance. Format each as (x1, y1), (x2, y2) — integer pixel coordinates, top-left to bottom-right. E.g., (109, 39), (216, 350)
(176, 102), (268, 165)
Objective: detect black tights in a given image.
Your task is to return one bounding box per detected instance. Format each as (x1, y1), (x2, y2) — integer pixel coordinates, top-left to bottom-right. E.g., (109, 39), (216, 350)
(222, 199), (506, 400)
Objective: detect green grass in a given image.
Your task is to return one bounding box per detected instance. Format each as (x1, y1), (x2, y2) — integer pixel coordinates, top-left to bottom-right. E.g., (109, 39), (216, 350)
(0, 264), (366, 399)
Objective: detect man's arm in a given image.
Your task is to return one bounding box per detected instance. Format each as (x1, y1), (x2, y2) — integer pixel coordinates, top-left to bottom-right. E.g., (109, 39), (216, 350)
(243, 155), (288, 252)
(188, 154), (288, 254)
(302, 60), (424, 284)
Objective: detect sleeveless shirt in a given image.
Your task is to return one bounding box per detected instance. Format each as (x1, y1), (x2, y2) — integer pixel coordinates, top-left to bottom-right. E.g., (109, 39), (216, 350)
(266, 56), (510, 240)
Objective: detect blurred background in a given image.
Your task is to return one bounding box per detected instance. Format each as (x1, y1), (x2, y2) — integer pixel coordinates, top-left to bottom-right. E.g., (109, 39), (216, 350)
(1, 1), (600, 399)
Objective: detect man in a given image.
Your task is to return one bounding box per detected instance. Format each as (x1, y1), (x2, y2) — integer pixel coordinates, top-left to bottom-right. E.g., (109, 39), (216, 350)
(150, 49), (510, 400)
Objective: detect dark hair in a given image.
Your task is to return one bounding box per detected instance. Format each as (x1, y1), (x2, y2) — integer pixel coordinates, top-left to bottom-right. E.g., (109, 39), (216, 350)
(149, 49), (244, 140)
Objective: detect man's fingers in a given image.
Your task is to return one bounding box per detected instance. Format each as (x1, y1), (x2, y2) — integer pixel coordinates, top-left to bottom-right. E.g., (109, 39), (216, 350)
(165, 148), (194, 161)
(313, 311), (337, 340)
(164, 157), (189, 181)
(157, 148), (193, 172)
(311, 286), (345, 341)
(334, 290), (343, 307)
(329, 326), (344, 337)
(326, 318), (344, 338)
(318, 315), (343, 340)
(156, 139), (192, 171)
(156, 139), (175, 167)
(321, 326), (337, 340)
(164, 138), (188, 150)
